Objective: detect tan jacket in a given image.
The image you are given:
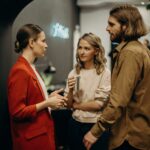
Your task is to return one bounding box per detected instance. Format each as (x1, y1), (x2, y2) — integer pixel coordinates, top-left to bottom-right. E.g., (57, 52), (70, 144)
(91, 41), (150, 150)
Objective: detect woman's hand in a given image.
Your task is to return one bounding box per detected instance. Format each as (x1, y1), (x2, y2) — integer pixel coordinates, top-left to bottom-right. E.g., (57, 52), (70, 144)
(49, 88), (64, 97)
(47, 94), (67, 109)
(36, 94), (67, 112)
(67, 76), (76, 90)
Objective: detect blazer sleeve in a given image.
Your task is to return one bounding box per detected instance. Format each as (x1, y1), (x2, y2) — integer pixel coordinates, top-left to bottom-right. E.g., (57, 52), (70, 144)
(8, 68), (37, 121)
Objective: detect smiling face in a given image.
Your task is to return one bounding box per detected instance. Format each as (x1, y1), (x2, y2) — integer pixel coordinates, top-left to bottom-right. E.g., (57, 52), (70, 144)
(32, 31), (48, 57)
(106, 16), (123, 43)
(77, 39), (97, 67)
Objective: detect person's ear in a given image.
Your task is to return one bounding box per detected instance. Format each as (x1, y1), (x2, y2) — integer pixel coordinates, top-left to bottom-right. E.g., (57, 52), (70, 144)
(28, 38), (34, 49)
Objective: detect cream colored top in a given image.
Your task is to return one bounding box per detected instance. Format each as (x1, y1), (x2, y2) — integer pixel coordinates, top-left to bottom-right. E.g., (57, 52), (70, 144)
(65, 67), (111, 123)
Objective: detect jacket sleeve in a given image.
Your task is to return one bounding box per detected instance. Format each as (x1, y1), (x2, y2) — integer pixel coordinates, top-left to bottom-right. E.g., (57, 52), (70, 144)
(90, 50), (142, 138)
(8, 69), (37, 121)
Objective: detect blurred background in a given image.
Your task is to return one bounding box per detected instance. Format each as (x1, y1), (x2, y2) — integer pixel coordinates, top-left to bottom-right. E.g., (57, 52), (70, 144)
(0, 0), (150, 149)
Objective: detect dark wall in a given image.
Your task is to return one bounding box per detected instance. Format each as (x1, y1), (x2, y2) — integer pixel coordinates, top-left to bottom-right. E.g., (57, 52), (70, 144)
(12, 0), (79, 84)
(0, 1), (33, 148)
(0, 23), (13, 150)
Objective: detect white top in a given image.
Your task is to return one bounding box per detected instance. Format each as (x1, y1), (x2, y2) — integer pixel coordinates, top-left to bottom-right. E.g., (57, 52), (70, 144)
(65, 67), (111, 123)
(30, 65), (51, 112)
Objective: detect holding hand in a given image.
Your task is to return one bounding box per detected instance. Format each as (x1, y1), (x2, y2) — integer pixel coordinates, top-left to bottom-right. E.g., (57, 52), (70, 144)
(49, 88), (64, 97)
(83, 131), (98, 150)
(47, 94), (67, 109)
(36, 90), (67, 112)
(67, 76), (76, 90)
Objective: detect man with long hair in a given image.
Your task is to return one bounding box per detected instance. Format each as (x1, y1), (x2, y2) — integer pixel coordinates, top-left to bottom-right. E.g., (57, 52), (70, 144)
(83, 4), (150, 150)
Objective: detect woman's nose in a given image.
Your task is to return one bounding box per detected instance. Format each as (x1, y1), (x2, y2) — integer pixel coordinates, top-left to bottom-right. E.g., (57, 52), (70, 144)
(80, 49), (85, 54)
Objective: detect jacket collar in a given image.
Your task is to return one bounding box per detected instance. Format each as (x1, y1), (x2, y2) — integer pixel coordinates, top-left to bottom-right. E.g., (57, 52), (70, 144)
(18, 56), (37, 78)
(115, 41), (128, 53)
(17, 55), (46, 99)
(112, 41), (128, 59)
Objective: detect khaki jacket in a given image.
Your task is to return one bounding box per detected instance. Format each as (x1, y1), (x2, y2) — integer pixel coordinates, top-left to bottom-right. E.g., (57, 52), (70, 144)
(91, 41), (150, 150)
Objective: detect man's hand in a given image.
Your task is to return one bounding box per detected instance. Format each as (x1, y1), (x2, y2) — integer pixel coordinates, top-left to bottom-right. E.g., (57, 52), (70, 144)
(83, 131), (98, 150)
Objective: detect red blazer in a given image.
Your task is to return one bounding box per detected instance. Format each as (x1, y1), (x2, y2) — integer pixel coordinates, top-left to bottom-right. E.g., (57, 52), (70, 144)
(8, 56), (55, 150)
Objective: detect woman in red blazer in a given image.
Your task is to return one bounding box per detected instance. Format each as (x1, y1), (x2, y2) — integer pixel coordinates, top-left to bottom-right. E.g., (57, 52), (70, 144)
(7, 24), (67, 150)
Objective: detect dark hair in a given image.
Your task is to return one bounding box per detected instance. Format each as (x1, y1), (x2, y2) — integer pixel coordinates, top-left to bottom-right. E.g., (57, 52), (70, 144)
(76, 33), (106, 75)
(110, 4), (147, 41)
(14, 24), (43, 53)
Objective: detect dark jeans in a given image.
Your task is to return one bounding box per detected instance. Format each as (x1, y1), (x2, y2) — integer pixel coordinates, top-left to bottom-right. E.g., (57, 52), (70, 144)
(68, 117), (110, 150)
(51, 109), (72, 150)
(114, 141), (140, 150)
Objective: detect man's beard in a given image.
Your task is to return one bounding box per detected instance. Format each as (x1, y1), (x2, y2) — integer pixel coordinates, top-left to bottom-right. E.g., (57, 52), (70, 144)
(111, 31), (123, 44)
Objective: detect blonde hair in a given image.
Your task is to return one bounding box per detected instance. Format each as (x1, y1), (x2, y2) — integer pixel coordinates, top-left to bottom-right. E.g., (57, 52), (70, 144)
(75, 33), (106, 75)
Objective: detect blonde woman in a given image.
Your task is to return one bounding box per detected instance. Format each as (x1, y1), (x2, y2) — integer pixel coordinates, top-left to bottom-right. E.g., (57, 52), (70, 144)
(65, 33), (111, 150)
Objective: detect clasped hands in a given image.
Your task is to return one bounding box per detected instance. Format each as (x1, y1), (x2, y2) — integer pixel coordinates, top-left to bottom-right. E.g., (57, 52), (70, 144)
(48, 88), (68, 109)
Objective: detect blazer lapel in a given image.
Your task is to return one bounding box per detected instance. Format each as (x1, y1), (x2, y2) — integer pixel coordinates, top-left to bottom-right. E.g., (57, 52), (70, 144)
(18, 56), (46, 99)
